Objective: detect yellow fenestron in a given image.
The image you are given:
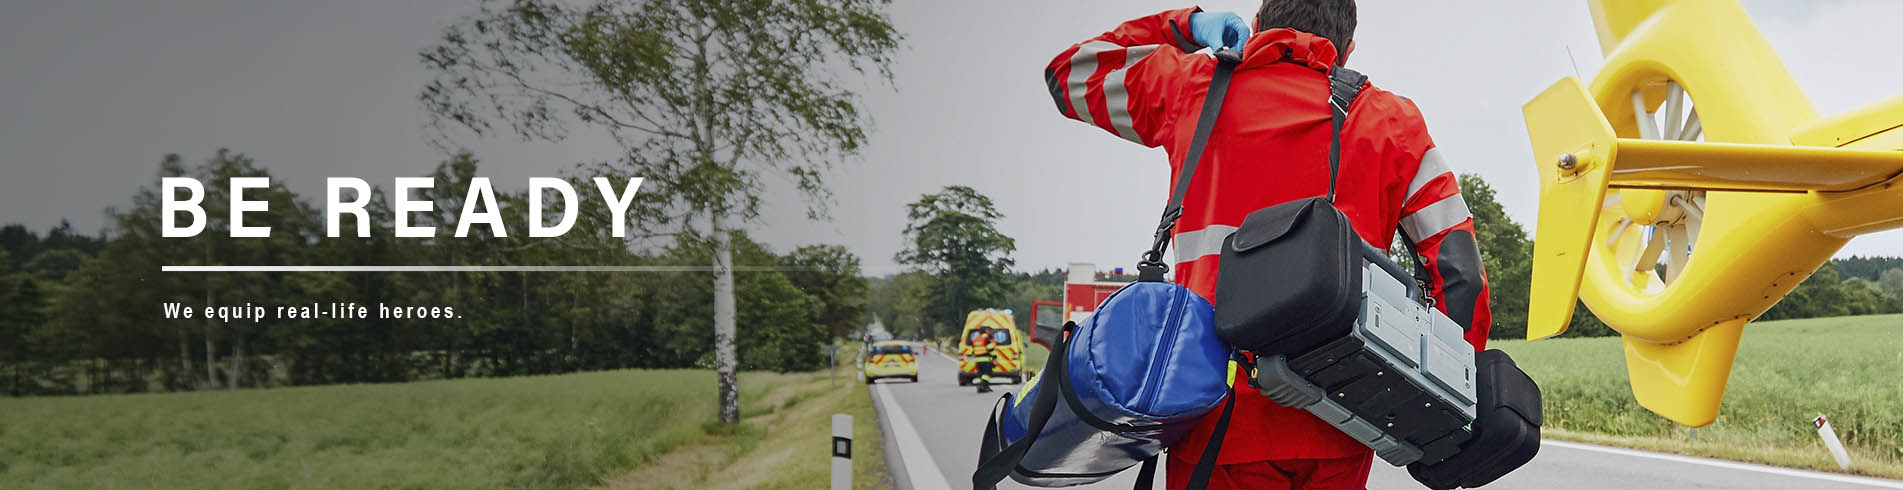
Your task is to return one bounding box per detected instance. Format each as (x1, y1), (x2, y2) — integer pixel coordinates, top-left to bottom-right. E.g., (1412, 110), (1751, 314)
(1523, 0), (1903, 426)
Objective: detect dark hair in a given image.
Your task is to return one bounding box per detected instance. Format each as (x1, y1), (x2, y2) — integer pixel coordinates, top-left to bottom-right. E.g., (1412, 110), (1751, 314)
(1256, 0), (1357, 53)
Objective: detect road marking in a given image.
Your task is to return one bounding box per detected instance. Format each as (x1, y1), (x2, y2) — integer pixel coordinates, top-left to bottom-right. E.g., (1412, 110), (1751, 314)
(1544, 440), (1903, 488)
(872, 383), (955, 490)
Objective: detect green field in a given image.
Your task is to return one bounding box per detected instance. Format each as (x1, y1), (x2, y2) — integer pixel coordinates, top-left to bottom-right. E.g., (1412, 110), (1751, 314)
(1497, 313), (1903, 478)
(0, 366), (887, 490)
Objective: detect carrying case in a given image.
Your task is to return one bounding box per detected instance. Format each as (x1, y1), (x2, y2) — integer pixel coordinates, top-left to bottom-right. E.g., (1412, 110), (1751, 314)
(1407, 349), (1543, 489)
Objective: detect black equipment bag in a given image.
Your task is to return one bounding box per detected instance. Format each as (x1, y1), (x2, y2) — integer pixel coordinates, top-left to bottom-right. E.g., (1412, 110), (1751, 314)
(1209, 67), (1370, 356)
(1204, 62), (1546, 477)
(1407, 349), (1544, 489)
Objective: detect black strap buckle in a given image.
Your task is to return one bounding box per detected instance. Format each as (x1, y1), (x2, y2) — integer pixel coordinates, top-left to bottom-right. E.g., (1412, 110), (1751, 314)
(1136, 260), (1168, 282)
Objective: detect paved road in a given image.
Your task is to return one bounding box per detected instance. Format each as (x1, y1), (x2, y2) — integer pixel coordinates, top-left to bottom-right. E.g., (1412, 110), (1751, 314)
(869, 344), (1903, 490)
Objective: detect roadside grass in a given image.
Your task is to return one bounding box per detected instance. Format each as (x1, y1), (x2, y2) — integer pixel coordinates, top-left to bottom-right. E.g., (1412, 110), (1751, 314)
(0, 365), (889, 490)
(1020, 343), (1050, 375)
(1497, 313), (1903, 478)
(594, 370), (888, 490)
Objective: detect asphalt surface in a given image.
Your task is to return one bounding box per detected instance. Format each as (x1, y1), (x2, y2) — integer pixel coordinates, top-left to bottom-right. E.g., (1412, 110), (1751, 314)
(869, 343), (1903, 490)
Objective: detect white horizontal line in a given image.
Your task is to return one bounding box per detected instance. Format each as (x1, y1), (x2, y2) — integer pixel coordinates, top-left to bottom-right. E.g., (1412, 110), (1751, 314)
(161, 265), (808, 272)
(1544, 440), (1903, 488)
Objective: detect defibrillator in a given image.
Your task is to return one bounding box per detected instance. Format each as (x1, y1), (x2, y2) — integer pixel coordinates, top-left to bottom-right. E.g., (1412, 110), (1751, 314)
(1247, 242), (1477, 465)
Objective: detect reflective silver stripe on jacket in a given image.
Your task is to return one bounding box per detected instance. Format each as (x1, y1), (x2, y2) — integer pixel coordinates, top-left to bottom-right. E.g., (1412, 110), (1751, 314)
(1401, 194), (1472, 242)
(1172, 224), (1238, 264)
(1066, 41), (1117, 124)
(1101, 45), (1158, 144)
(1407, 147), (1450, 200)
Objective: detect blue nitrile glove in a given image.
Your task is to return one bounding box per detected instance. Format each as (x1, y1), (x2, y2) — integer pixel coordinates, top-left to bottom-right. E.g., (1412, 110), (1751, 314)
(1188, 11), (1251, 52)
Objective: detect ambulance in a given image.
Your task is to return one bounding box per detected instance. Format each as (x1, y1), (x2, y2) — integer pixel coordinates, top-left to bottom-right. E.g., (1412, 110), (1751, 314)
(956, 309), (1025, 385)
(863, 340), (919, 383)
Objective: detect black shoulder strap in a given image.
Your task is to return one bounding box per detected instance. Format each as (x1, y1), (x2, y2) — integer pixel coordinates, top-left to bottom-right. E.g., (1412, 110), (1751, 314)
(1326, 66), (1368, 202)
(1138, 56), (1370, 281)
(1138, 50), (1243, 282)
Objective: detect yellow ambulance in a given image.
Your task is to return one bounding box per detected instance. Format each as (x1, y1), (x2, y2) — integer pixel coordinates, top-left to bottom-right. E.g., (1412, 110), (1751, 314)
(956, 309), (1024, 385)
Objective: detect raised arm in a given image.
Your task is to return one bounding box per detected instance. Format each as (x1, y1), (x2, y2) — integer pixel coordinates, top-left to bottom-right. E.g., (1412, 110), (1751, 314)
(1043, 7), (1211, 147)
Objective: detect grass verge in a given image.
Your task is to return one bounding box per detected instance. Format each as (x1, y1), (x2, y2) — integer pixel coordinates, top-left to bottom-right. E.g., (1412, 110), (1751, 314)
(592, 370), (888, 490)
(0, 366), (888, 489)
(1497, 313), (1903, 478)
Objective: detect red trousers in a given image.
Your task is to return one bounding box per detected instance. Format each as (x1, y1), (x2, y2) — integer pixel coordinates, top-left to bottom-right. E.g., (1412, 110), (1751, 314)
(1166, 452), (1374, 490)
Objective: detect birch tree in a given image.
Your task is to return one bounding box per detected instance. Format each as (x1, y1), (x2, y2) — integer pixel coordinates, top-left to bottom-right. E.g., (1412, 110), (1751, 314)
(420, 0), (897, 423)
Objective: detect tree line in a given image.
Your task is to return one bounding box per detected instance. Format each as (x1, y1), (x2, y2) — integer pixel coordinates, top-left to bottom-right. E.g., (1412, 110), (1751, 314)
(0, 150), (864, 397)
(869, 176), (1903, 344)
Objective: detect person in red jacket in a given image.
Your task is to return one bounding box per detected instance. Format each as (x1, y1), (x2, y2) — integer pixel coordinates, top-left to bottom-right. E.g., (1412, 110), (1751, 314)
(1043, 1), (1492, 489)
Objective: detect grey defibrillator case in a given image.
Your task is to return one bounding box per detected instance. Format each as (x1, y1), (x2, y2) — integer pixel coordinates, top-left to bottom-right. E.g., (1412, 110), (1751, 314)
(1251, 242), (1478, 466)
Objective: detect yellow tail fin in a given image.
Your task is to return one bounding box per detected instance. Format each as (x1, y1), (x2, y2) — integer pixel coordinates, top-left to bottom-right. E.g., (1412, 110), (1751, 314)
(1620, 318), (1745, 427)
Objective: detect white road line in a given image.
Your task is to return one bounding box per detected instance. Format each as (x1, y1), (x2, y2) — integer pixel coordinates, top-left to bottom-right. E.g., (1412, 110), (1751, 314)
(1543, 440), (1903, 488)
(873, 383), (955, 490)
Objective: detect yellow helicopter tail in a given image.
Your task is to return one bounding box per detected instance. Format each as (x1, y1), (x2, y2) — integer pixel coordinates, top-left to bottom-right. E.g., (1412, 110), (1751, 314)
(1521, 77), (1615, 340)
(1620, 318), (1745, 427)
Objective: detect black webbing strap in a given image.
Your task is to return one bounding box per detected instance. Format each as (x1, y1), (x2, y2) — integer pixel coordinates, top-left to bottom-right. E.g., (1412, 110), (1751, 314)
(1326, 66), (1367, 201)
(972, 323), (1074, 490)
(1138, 49), (1244, 283)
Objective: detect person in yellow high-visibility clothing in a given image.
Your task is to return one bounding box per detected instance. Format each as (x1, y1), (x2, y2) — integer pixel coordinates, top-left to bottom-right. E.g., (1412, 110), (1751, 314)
(970, 326), (997, 393)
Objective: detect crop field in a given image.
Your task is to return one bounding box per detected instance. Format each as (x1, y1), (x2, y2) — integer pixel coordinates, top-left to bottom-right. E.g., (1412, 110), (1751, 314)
(1497, 313), (1903, 478)
(0, 366), (887, 490)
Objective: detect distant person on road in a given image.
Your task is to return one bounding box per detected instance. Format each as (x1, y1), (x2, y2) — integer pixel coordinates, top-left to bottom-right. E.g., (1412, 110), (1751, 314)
(1044, 1), (1493, 489)
(970, 326), (997, 393)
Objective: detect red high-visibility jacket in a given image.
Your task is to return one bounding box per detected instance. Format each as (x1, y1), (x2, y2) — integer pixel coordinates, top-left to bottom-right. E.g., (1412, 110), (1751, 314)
(1044, 7), (1493, 464)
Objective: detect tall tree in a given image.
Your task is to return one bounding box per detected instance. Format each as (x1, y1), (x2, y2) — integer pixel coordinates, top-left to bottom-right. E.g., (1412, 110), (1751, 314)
(896, 186), (1017, 338)
(1458, 174), (1532, 339)
(419, 0), (898, 422)
(1880, 268), (1903, 305)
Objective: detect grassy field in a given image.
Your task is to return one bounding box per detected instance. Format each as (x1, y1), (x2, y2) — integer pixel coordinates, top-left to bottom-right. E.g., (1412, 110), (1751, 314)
(1496, 313), (1903, 478)
(0, 363), (887, 490)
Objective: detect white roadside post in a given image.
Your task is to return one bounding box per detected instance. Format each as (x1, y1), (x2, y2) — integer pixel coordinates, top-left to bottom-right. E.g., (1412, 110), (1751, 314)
(1814, 415), (1852, 470)
(832, 413), (853, 490)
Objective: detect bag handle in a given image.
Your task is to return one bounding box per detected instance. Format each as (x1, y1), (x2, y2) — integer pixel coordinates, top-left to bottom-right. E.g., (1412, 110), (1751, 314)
(1136, 54), (1371, 282)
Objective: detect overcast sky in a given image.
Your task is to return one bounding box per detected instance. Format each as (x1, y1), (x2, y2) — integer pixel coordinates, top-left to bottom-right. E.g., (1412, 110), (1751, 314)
(2, 0), (1899, 274)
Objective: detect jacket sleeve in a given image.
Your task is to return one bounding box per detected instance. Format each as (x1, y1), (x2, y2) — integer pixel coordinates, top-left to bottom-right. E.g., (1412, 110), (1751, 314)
(1044, 7), (1206, 147)
(1399, 143), (1494, 351)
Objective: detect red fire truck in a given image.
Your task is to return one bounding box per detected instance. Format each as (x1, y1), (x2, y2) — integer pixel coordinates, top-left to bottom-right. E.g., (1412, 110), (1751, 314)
(1028, 262), (1137, 350)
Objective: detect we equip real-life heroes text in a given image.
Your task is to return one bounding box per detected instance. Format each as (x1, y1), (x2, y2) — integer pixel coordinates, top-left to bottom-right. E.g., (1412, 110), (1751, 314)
(157, 176), (645, 239)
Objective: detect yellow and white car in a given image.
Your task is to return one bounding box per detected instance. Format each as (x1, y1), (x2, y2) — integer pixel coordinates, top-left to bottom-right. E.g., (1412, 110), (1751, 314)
(863, 341), (919, 383)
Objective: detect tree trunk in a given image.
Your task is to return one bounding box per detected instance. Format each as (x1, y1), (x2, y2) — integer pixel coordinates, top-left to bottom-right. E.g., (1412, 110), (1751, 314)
(711, 211), (740, 424)
(204, 286), (220, 390)
(178, 325), (194, 390)
(228, 327), (244, 390)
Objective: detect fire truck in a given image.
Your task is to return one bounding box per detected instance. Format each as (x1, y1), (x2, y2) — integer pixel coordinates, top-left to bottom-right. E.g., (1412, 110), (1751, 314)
(1028, 262), (1137, 350)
